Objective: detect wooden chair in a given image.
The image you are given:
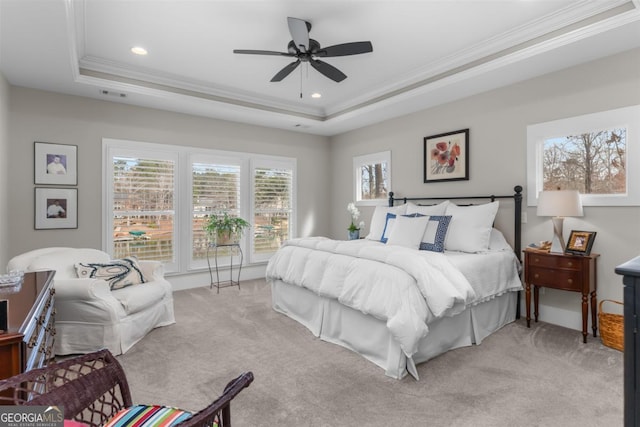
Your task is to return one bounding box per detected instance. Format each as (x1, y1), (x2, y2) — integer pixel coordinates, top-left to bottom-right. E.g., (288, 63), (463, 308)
(0, 349), (253, 427)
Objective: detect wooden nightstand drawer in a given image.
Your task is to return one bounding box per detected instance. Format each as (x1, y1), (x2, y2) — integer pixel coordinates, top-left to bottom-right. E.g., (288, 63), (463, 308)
(527, 253), (581, 270)
(527, 266), (582, 291)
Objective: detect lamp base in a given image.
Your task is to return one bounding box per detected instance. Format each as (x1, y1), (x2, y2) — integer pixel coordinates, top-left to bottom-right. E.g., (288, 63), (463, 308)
(549, 217), (566, 254)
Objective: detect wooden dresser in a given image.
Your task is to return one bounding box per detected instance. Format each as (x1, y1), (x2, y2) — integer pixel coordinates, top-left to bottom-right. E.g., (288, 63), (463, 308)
(0, 270), (56, 382)
(615, 256), (640, 427)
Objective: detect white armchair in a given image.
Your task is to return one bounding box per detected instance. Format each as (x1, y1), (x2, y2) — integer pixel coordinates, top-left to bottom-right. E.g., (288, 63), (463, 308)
(7, 247), (175, 356)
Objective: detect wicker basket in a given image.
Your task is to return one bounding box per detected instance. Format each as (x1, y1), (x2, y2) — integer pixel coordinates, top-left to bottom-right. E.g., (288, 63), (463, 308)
(599, 299), (624, 351)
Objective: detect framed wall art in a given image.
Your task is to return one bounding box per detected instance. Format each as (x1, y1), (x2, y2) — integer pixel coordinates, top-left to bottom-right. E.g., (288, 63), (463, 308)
(565, 230), (597, 256)
(423, 128), (469, 183)
(35, 187), (78, 229)
(34, 141), (78, 185)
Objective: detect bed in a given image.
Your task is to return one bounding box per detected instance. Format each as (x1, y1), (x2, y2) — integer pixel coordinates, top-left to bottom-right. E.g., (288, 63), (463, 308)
(266, 186), (524, 380)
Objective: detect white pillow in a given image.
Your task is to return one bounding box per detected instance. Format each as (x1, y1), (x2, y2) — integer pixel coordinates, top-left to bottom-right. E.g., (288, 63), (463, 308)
(444, 201), (499, 253)
(488, 228), (512, 251)
(366, 204), (407, 241)
(406, 200), (449, 216)
(386, 214), (430, 249)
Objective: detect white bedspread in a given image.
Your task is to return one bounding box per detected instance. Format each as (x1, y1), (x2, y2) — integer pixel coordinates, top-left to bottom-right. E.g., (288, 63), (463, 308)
(265, 237), (477, 357)
(446, 250), (523, 305)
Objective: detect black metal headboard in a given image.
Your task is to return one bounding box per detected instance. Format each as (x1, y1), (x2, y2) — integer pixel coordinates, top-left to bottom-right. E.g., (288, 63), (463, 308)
(388, 185), (524, 262)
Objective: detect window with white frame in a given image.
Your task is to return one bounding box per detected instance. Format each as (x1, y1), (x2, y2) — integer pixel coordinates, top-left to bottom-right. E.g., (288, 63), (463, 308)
(251, 160), (294, 263)
(108, 148), (178, 272)
(527, 105), (640, 206)
(103, 138), (296, 274)
(353, 150), (391, 206)
(191, 155), (243, 266)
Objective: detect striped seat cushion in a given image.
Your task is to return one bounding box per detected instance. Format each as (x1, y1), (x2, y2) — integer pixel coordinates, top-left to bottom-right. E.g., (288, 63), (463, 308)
(104, 405), (194, 427)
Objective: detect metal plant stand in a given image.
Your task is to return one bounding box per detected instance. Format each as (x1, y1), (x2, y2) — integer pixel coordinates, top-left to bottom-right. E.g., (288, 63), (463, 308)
(207, 243), (243, 293)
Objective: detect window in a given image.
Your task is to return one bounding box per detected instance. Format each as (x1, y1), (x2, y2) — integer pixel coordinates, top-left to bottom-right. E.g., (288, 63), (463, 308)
(353, 151), (391, 206)
(251, 159), (294, 263)
(108, 148), (178, 272)
(527, 105), (640, 206)
(104, 139), (296, 274)
(542, 130), (625, 194)
(191, 155), (242, 266)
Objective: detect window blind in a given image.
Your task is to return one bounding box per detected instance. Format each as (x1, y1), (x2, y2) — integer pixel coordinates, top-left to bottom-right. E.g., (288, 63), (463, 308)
(253, 167), (293, 257)
(112, 156), (175, 262)
(192, 162), (241, 261)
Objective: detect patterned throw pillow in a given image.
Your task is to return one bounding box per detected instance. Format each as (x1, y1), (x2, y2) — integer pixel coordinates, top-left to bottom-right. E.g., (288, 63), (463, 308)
(75, 257), (147, 290)
(419, 215), (452, 252)
(103, 405), (194, 427)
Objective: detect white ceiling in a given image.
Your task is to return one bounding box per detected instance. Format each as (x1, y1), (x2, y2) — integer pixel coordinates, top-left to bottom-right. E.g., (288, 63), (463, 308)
(1, 0), (640, 136)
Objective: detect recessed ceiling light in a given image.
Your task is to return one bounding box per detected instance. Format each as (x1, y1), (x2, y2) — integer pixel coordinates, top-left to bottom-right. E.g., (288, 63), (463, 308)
(131, 46), (148, 56)
(311, 92), (322, 99)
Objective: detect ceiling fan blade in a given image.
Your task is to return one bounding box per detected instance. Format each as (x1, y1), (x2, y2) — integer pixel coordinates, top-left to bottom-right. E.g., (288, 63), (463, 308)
(315, 41), (373, 57)
(233, 49), (294, 57)
(270, 60), (301, 82)
(310, 59), (347, 82)
(287, 17), (310, 52)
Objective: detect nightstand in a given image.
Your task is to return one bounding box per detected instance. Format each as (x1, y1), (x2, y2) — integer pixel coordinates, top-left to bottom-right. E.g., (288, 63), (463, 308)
(523, 248), (599, 343)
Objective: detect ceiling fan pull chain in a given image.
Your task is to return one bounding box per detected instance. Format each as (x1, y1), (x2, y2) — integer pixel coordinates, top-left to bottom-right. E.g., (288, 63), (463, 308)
(300, 65), (303, 99)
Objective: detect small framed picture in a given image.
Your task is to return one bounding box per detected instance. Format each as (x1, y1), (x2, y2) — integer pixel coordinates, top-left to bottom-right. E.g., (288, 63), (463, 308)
(35, 187), (78, 230)
(565, 230), (597, 256)
(34, 141), (78, 185)
(424, 128), (469, 183)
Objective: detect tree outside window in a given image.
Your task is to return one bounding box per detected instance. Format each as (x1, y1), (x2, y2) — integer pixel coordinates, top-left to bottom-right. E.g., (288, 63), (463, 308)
(527, 105), (640, 207)
(543, 128), (626, 194)
(354, 151), (391, 206)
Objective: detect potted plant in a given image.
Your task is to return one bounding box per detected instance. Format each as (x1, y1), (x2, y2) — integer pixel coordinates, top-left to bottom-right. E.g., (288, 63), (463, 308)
(347, 202), (364, 240)
(204, 212), (251, 245)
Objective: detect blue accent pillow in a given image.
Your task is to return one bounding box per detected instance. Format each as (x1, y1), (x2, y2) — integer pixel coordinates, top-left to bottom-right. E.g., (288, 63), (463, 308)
(419, 215), (452, 252)
(380, 212), (423, 243)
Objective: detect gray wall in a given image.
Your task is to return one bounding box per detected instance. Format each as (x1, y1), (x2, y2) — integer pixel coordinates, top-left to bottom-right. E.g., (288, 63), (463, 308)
(330, 48), (640, 331)
(0, 73), (9, 267)
(3, 48), (639, 330)
(6, 88), (331, 287)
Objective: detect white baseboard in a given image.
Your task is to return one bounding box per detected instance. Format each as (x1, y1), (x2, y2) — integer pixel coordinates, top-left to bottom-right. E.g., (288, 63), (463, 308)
(520, 296), (593, 332)
(165, 264), (267, 291)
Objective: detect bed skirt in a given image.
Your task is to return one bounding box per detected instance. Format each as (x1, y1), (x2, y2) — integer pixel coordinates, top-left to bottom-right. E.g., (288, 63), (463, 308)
(270, 279), (517, 380)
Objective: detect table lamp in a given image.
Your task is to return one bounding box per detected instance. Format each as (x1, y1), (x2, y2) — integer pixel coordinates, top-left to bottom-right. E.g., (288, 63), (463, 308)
(536, 190), (583, 253)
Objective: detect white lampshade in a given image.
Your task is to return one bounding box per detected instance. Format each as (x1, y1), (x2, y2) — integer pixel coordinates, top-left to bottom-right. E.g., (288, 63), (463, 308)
(537, 190), (583, 218)
(537, 190), (583, 253)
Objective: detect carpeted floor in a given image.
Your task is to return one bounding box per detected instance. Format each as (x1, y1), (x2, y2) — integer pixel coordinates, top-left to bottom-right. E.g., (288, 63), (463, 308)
(117, 279), (623, 427)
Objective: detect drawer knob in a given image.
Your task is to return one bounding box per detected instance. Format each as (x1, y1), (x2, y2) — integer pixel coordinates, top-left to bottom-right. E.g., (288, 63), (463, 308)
(567, 261), (573, 267)
(534, 273), (539, 279)
(534, 258), (540, 263)
(567, 279), (573, 284)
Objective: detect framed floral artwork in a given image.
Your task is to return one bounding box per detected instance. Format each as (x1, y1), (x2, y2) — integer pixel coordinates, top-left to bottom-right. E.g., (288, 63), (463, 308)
(423, 129), (469, 183)
(34, 141), (78, 185)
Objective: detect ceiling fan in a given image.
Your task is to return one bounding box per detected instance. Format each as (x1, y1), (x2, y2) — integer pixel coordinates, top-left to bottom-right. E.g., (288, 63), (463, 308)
(233, 17), (373, 83)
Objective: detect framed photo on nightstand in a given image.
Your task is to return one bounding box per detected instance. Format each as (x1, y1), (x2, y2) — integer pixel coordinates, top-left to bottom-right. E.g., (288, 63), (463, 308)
(565, 230), (596, 256)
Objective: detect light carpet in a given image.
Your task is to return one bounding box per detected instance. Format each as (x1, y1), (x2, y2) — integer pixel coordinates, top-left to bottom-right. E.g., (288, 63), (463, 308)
(116, 279), (623, 427)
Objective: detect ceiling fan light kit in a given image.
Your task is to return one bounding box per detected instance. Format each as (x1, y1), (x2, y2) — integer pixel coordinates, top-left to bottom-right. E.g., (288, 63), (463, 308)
(233, 17), (373, 83)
